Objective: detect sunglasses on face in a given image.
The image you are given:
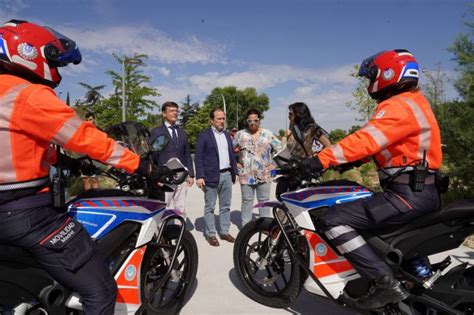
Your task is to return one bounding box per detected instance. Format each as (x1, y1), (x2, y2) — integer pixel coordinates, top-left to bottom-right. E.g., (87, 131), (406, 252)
(247, 119), (260, 124)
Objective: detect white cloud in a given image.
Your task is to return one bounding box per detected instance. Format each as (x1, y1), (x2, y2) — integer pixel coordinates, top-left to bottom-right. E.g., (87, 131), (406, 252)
(261, 87), (359, 133)
(61, 25), (225, 64)
(152, 63), (360, 132)
(156, 66), (170, 77)
(187, 63), (356, 92)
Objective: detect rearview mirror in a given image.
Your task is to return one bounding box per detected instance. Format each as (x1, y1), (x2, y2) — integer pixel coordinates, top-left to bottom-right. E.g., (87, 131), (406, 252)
(151, 134), (170, 152)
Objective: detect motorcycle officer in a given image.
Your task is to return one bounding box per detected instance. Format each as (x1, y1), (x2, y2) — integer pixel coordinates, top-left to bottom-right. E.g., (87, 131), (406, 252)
(303, 49), (442, 309)
(0, 20), (162, 314)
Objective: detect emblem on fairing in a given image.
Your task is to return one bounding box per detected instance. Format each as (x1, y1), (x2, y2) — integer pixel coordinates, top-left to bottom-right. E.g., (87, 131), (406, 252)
(125, 265), (137, 281)
(315, 243), (327, 256)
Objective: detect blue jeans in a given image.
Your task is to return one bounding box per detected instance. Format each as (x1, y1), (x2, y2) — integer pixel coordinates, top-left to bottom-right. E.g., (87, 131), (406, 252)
(203, 172), (232, 237)
(240, 182), (271, 227)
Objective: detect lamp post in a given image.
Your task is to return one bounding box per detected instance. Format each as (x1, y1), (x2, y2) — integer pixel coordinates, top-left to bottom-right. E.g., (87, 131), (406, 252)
(122, 57), (142, 122)
(220, 94), (227, 129)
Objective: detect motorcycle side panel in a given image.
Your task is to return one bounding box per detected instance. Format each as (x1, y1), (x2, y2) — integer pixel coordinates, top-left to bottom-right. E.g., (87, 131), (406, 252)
(68, 197), (166, 240)
(281, 185), (372, 230)
(303, 230), (360, 299)
(115, 247), (147, 313)
(65, 247), (147, 314)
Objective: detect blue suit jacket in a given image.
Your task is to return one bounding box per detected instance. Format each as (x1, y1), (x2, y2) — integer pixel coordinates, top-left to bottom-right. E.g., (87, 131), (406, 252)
(195, 127), (238, 188)
(150, 124), (195, 177)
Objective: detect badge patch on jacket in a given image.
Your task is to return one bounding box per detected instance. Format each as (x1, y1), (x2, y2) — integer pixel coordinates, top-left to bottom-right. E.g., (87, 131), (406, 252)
(375, 110), (385, 119)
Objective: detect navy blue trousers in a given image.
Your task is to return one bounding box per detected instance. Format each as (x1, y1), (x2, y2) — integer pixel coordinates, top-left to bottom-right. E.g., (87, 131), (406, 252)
(320, 183), (439, 280)
(0, 204), (117, 314)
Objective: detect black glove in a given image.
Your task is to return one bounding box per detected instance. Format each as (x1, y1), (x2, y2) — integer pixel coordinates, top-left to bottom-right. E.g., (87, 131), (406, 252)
(301, 156), (324, 173)
(58, 155), (96, 177)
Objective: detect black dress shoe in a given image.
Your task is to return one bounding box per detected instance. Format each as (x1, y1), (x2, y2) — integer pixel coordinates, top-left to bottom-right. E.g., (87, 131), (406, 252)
(356, 275), (409, 310)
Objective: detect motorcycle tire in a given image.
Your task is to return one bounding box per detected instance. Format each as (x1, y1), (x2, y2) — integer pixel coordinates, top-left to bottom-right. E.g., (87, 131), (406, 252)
(233, 218), (303, 308)
(140, 225), (198, 314)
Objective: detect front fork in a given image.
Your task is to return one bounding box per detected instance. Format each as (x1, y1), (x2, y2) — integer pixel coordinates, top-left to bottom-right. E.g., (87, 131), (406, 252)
(135, 214), (186, 315)
(272, 205), (338, 302)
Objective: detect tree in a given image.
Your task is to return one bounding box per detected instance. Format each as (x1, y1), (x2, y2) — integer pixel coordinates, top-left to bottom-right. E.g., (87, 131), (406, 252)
(184, 102), (213, 148)
(92, 53), (160, 128)
(438, 15), (474, 202)
(346, 65), (377, 122)
(421, 63), (448, 110)
(329, 129), (347, 142)
(204, 86), (270, 130)
(179, 95), (200, 128)
(448, 33), (474, 101)
(76, 82), (106, 113)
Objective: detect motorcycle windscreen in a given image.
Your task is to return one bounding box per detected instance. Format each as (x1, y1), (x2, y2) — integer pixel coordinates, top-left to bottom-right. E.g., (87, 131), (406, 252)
(106, 122), (151, 157)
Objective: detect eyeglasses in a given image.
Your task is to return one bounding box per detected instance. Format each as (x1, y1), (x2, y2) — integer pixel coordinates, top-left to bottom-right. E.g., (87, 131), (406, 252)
(247, 119), (260, 124)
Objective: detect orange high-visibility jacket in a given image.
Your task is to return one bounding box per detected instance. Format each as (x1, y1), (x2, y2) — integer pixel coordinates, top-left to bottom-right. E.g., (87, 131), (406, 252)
(318, 90), (442, 172)
(0, 74), (140, 187)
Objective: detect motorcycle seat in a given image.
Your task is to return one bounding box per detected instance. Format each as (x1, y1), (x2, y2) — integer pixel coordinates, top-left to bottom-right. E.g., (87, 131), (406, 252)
(369, 199), (474, 239)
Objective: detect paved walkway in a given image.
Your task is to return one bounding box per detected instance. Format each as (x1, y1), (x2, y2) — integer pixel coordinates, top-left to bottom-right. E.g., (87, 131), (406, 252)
(178, 184), (473, 315)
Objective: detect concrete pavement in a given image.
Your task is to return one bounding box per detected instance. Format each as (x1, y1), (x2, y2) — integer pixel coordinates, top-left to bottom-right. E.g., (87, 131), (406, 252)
(178, 183), (473, 315)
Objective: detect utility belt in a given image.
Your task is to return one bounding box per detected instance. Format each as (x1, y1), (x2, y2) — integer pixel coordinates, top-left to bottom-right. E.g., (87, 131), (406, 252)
(0, 176), (51, 209)
(0, 176), (50, 192)
(379, 168), (449, 194)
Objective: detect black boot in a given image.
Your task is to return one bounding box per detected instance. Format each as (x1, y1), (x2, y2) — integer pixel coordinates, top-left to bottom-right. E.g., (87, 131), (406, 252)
(356, 275), (409, 310)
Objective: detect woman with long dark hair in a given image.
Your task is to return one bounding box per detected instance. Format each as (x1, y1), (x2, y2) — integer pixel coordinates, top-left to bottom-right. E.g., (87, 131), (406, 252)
(276, 102), (331, 199)
(286, 102), (331, 156)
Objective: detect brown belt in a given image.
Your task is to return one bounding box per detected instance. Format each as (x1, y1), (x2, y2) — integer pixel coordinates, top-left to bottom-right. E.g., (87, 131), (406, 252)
(391, 174), (435, 185)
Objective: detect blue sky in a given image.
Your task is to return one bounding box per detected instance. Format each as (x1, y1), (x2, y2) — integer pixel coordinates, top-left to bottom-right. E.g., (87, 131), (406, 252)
(0, 0), (470, 132)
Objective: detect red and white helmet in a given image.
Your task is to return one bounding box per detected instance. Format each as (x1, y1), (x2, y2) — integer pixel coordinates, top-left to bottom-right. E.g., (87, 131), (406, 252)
(0, 19), (82, 88)
(358, 49), (419, 101)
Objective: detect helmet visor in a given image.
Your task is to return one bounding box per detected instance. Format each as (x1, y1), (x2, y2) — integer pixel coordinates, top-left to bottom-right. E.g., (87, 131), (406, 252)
(358, 52), (382, 81)
(44, 26), (82, 67)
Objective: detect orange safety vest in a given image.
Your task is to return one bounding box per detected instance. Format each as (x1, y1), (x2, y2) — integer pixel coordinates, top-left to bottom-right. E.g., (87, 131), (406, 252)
(0, 74), (139, 189)
(318, 90), (442, 173)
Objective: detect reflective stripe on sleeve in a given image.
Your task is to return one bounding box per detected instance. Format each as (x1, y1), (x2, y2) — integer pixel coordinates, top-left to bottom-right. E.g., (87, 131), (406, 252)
(362, 124), (389, 149)
(336, 235), (367, 254)
(106, 142), (125, 166)
(325, 225), (355, 240)
(0, 83), (31, 182)
(329, 144), (347, 164)
(51, 115), (83, 145)
(401, 97), (431, 161)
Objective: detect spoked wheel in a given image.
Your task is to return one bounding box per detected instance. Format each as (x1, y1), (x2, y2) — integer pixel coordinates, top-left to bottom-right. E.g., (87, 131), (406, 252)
(140, 225), (198, 314)
(233, 218), (304, 308)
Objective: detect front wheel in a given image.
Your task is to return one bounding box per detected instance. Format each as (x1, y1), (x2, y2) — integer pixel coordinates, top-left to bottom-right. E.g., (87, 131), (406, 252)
(140, 225), (198, 314)
(233, 218), (304, 308)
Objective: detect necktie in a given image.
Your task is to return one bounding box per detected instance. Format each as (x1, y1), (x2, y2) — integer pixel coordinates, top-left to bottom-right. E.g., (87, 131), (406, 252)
(169, 126), (178, 145)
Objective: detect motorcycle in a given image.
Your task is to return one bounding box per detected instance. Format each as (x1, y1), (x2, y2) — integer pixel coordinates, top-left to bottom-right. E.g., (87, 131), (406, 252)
(233, 146), (474, 314)
(0, 122), (198, 315)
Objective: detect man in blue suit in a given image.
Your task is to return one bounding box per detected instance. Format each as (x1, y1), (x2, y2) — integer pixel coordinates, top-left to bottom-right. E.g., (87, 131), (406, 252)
(150, 102), (195, 215)
(195, 108), (238, 246)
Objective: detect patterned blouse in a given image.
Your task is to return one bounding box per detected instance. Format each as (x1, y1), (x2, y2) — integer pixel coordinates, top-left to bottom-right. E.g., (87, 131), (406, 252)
(233, 128), (282, 185)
